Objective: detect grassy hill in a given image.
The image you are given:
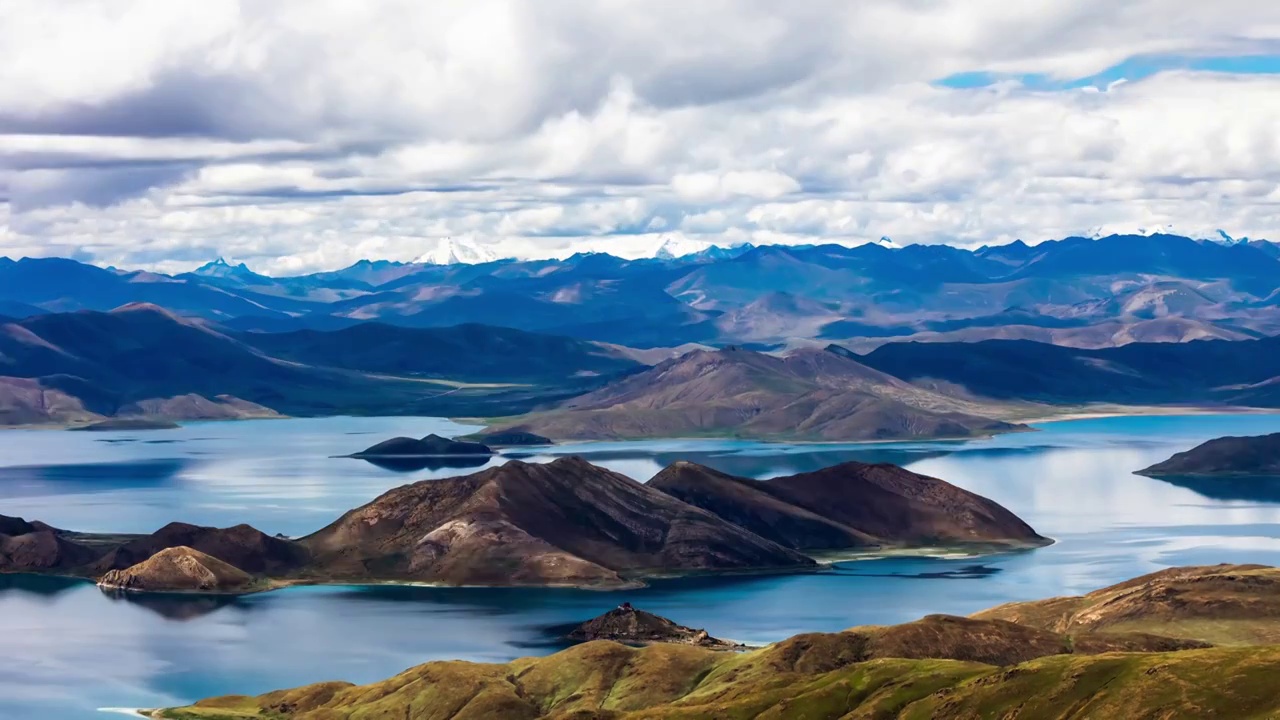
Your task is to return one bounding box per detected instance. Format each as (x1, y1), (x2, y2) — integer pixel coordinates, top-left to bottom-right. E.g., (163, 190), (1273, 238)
(155, 564), (1280, 720)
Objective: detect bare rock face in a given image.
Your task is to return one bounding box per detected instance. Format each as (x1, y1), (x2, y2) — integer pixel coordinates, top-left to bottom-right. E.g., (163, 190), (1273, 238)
(649, 460), (1048, 550)
(568, 603), (744, 649)
(301, 456), (813, 587)
(98, 546), (255, 593)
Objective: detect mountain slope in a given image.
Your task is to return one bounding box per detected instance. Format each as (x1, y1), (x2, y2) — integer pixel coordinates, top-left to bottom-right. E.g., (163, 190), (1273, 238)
(238, 322), (640, 382)
(300, 456), (814, 586)
(649, 460), (1047, 549)
(158, 565), (1280, 720)
(491, 346), (1025, 441)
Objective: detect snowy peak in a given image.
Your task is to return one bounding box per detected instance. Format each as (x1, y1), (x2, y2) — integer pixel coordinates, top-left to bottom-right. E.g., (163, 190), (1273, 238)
(653, 237), (754, 261)
(416, 238), (499, 265)
(192, 257), (258, 279)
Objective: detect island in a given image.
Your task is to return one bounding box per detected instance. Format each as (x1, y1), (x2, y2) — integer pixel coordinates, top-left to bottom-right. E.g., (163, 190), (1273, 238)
(1137, 432), (1280, 477)
(152, 565), (1260, 720)
(0, 456), (1048, 592)
(567, 602), (745, 650)
(347, 433), (495, 458)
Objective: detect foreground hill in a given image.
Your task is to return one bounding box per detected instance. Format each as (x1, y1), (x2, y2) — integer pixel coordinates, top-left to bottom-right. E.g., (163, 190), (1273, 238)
(649, 460), (1047, 550)
(1138, 433), (1280, 477)
(974, 563), (1280, 645)
(155, 564), (1280, 720)
(1, 457), (1043, 588)
(489, 345), (1027, 441)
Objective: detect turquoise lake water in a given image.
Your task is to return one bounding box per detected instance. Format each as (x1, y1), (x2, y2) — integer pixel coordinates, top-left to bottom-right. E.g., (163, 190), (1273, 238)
(4, 413), (1280, 718)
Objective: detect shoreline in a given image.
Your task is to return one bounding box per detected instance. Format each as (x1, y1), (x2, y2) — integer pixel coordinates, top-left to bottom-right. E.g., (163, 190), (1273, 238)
(6, 539), (1047, 598)
(1015, 405), (1280, 425)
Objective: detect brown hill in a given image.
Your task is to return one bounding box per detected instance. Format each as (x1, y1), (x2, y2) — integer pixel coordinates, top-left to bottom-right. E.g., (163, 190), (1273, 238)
(489, 345), (1026, 441)
(973, 563), (1280, 645)
(97, 546), (256, 593)
(0, 514), (102, 571)
(300, 456), (814, 587)
(650, 460), (1048, 549)
(91, 522), (310, 576)
(1137, 433), (1280, 477)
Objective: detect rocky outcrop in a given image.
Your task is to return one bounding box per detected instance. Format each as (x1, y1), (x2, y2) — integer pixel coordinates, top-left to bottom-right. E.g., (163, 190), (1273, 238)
(568, 603), (744, 649)
(301, 456), (814, 587)
(650, 460), (1048, 550)
(98, 546), (256, 593)
(1138, 433), (1280, 477)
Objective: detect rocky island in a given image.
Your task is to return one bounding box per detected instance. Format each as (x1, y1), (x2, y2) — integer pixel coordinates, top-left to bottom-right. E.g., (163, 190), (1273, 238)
(152, 565), (1269, 720)
(349, 433), (495, 459)
(0, 456), (1046, 592)
(1137, 432), (1280, 477)
(567, 602), (745, 649)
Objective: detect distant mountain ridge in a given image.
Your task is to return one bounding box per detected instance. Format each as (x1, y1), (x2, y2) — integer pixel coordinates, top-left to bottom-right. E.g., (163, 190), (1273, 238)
(5, 233), (1280, 350)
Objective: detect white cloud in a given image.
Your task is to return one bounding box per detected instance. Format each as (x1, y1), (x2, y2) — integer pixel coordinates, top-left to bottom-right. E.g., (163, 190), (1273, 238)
(3, 0), (1280, 273)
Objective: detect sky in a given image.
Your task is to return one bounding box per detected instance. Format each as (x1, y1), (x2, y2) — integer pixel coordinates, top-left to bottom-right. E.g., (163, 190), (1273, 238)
(3, 1), (1280, 275)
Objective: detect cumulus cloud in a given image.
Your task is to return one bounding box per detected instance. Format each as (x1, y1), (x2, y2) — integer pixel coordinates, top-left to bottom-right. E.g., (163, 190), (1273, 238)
(3, 0), (1280, 273)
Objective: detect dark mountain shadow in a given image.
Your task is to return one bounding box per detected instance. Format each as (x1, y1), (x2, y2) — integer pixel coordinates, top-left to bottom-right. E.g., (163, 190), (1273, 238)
(98, 586), (246, 621)
(1148, 474), (1280, 503)
(354, 455), (492, 473)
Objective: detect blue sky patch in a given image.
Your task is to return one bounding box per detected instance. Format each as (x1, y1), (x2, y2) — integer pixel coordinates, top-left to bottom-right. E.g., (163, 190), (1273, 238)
(936, 53), (1280, 91)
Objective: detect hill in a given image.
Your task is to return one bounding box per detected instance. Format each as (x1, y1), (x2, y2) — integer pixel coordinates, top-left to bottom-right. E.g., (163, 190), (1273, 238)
(649, 460), (1048, 550)
(488, 345), (1027, 441)
(1, 457), (1043, 589)
(973, 564), (1280, 645)
(97, 546), (257, 593)
(856, 334), (1280, 406)
(237, 322), (640, 383)
(1137, 433), (1280, 477)
(0, 305), (634, 425)
(299, 456), (813, 587)
(155, 564), (1280, 720)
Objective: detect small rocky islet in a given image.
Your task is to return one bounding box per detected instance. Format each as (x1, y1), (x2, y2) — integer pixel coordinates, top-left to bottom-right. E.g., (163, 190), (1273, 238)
(0, 456), (1049, 594)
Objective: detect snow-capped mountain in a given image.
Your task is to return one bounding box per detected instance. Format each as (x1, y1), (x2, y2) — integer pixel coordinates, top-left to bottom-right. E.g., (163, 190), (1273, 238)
(876, 236), (902, 249)
(191, 257), (261, 280)
(652, 237), (753, 261)
(653, 237), (715, 259)
(416, 238), (500, 265)
(1212, 230), (1252, 246)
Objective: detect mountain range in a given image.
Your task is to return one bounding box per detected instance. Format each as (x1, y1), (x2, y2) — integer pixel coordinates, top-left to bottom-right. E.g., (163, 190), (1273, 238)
(5, 233), (1280, 350)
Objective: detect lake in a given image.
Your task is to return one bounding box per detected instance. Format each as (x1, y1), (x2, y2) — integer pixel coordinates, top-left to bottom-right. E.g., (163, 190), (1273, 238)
(4, 414), (1280, 719)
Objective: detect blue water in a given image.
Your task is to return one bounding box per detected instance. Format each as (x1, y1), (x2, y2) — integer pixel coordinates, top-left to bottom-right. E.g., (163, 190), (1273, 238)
(4, 414), (1280, 719)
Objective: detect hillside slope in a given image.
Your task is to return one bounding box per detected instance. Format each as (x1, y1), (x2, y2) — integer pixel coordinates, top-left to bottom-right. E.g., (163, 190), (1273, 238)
(490, 345), (1026, 441)
(157, 564), (1280, 720)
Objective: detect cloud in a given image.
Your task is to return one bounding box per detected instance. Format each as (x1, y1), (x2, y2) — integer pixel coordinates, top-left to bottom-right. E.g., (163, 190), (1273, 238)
(3, 0), (1280, 273)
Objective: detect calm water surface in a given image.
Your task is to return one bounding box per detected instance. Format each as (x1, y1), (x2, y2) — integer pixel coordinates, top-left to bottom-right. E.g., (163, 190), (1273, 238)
(4, 414), (1280, 719)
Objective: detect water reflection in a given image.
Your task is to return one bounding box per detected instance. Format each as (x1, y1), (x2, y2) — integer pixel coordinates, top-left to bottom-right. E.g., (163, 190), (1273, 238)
(352, 455), (492, 472)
